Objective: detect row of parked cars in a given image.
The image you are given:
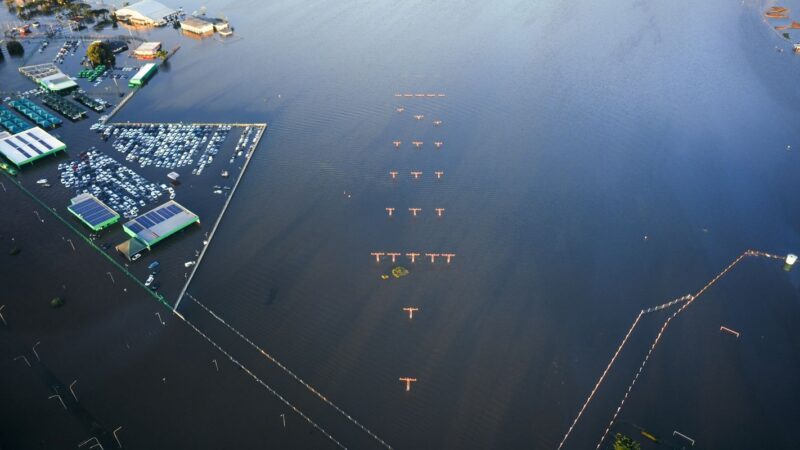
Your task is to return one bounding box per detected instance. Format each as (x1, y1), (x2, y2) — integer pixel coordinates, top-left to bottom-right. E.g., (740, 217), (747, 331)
(58, 149), (166, 218)
(109, 124), (232, 172)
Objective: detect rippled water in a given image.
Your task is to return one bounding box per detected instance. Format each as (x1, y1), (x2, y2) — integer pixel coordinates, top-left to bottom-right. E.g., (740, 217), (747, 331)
(5, 0), (800, 448)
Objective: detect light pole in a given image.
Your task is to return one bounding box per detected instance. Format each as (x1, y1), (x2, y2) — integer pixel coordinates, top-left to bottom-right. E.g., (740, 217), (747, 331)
(113, 426), (123, 448)
(48, 394), (66, 410)
(13, 355), (30, 367)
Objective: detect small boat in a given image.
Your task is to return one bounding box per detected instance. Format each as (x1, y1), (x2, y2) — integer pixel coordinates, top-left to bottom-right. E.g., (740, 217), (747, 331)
(221, 170), (229, 177)
(184, 261), (196, 268)
(37, 178), (48, 184)
(144, 274), (154, 287)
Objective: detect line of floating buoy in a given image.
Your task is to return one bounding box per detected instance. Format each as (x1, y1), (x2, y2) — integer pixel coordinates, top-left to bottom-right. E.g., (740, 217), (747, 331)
(371, 252), (455, 263)
(559, 250), (787, 450)
(590, 250), (786, 450)
(394, 93), (446, 97)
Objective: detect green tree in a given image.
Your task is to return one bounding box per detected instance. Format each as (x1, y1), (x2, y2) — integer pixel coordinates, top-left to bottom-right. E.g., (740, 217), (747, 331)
(86, 40), (115, 67)
(6, 40), (24, 56)
(613, 433), (642, 450)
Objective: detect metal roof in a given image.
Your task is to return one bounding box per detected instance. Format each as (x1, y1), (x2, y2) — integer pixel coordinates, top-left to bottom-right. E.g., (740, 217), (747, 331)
(67, 193), (120, 230)
(39, 73), (78, 91)
(0, 127), (66, 166)
(134, 42), (162, 53)
(123, 200), (198, 246)
(116, 0), (177, 23)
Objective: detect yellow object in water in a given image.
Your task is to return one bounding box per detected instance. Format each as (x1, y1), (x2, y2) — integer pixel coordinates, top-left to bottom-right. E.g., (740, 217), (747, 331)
(392, 266), (409, 278)
(381, 274), (389, 280)
(640, 431), (658, 443)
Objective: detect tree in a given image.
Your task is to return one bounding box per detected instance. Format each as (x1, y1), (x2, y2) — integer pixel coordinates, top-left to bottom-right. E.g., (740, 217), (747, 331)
(86, 40), (114, 67)
(6, 40), (23, 56)
(613, 433), (642, 450)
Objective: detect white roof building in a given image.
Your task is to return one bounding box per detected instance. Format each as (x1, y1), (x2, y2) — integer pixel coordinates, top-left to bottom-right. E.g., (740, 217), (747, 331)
(38, 72), (78, 92)
(0, 127), (66, 167)
(115, 0), (177, 26)
(133, 41), (162, 57)
(180, 16), (214, 35)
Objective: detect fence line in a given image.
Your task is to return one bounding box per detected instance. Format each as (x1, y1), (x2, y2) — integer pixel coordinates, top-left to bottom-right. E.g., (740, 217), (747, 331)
(556, 250), (784, 450)
(171, 310), (348, 449)
(185, 292), (394, 449)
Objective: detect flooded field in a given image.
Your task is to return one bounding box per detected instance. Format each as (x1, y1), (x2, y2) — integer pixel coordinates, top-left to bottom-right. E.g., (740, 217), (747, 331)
(3, 0), (800, 448)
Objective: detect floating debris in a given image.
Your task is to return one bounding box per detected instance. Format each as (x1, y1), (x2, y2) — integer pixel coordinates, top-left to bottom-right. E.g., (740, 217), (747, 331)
(392, 266), (409, 278)
(766, 6), (790, 19)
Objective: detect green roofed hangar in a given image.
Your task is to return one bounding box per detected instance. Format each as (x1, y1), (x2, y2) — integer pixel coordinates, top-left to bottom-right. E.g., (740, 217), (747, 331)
(128, 63), (158, 88)
(67, 193), (120, 231)
(116, 200), (199, 261)
(38, 73), (79, 93)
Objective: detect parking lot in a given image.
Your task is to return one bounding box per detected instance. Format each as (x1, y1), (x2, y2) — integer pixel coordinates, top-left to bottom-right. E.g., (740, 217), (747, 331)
(106, 123), (232, 173)
(58, 149), (170, 218)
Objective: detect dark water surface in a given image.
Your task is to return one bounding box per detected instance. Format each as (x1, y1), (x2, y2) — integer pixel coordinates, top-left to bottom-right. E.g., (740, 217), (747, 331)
(4, 0), (800, 448)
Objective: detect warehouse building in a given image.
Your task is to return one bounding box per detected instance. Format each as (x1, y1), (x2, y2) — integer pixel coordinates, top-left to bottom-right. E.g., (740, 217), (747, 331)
(128, 63), (158, 88)
(67, 193), (120, 231)
(116, 200), (199, 260)
(38, 72), (79, 93)
(180, 16), (214, 36)
(0, 126), (66, 167)
(133, 41), (162, 59)
(115, 0), (178, 27)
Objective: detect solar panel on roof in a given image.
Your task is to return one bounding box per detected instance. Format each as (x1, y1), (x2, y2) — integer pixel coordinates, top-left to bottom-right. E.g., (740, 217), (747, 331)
(127, 222), (145, 233)
(27, 132), (53, 151)
(167, 204), (182, 214)
(70, 199), (97, 214)
(137, 216), (155, 228)
(68, 197), (117, 227)
(144, 211), (162, 223)
(5, 139), (33, 158)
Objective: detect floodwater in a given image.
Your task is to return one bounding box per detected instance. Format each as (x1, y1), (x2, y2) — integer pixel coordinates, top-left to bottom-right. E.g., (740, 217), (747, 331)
(5, 0), (800, 448)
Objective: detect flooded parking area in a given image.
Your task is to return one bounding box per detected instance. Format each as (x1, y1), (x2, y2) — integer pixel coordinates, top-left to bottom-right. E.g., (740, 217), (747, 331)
(107, 123), (231, 172)
(58, 149), (168, 218)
